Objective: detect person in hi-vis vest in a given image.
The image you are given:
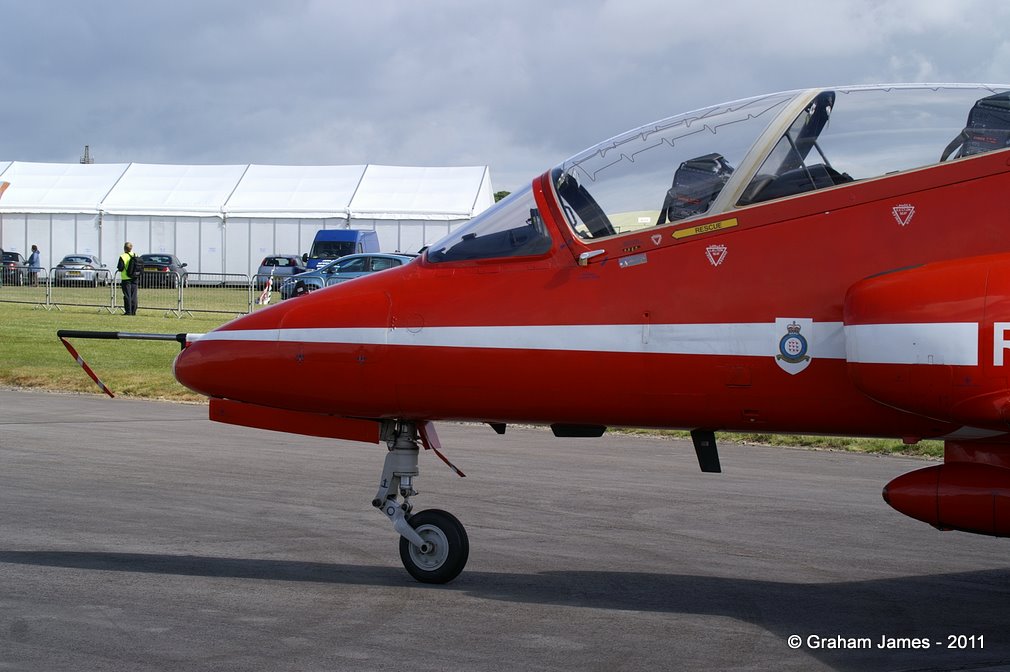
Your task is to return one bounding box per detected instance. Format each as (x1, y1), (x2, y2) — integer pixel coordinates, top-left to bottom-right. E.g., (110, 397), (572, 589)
(117, 242), (140, 315)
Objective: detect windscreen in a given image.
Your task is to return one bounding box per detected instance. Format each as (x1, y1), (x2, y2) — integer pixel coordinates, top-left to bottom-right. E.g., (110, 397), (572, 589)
(426, 185), (550, 263)
(311, 241), (356, 260)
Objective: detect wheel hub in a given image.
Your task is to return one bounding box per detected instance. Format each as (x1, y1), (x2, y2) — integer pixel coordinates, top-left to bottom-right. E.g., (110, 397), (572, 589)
(409, 525), (448, 570)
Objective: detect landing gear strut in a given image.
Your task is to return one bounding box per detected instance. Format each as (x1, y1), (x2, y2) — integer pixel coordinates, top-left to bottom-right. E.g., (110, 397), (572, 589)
(372, 421), (469, 583)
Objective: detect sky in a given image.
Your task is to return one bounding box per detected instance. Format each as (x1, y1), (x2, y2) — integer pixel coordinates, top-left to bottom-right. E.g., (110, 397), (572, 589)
(1, 0), (1009, 192)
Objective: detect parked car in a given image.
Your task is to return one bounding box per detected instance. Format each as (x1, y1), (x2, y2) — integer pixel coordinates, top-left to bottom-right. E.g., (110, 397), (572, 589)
(2, 251), (28, 285)
(54, 254), (108, 286)
(255, 255), (306, 290)
(302, 229), (380, 269)
(139, 254), (188, 289)
(280, 252), (415, 300)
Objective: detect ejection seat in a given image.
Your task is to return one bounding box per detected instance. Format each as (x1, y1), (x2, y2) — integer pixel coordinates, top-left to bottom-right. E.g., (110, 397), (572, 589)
(941, 91), (1010, 161)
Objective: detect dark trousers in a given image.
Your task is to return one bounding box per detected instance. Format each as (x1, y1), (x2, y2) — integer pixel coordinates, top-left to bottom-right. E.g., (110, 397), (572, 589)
(121, 279), (138, 315)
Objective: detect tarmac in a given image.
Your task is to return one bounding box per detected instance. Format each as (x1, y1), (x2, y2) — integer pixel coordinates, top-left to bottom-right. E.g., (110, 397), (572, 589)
(1, 388), (1009, 671)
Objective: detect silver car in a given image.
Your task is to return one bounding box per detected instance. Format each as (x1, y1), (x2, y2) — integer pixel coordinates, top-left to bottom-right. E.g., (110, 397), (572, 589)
(255, 254), (307, 290)
(53, 254), (109, 286)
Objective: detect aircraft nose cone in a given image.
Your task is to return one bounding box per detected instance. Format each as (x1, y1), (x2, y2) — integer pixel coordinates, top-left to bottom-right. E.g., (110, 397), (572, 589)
(173, 336), (219, 398)
(172, 269), (403, 411)
(172, 301), (292, 400)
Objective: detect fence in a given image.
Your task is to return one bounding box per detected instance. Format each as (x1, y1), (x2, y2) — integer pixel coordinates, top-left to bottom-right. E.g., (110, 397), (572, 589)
(0, 267), (51, 308)
(0, 267), (277, 316)
(180, 273), (254, 316)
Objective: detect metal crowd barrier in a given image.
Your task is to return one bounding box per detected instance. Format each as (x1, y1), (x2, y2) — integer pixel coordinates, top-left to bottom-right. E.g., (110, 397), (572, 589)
(51, 268), (118, 312)
(178, 273), (253, 316)
(121, 272), (183, 316)
(252, 272), (291, 303)
(0, 268), (273, 316)
(0, 267), (51, 307)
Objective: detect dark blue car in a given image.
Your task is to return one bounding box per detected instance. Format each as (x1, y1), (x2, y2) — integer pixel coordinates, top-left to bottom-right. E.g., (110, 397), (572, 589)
(280, 252), (415, 300)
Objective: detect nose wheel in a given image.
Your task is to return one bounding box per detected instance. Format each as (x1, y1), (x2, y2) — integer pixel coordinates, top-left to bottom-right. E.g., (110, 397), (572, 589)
(374, 421), (469, 584)
(398, 509), (469, 584)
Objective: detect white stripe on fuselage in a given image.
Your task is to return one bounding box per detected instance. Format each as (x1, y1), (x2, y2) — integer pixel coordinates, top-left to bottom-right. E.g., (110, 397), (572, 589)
(197, 322), (848, 357)
(844, 322), (979, 366)
(196, 321), (989, 366)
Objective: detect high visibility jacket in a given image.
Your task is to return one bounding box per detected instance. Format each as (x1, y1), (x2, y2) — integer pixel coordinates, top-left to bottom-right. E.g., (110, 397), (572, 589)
(119, 252), (137, 281)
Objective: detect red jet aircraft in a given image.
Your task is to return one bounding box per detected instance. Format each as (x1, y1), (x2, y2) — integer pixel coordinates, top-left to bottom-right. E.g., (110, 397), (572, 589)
(62, 84), (1010, 583)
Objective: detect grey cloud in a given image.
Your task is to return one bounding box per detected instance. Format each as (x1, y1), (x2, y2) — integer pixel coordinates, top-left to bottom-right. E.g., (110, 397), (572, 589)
(1, 0), (1009, 192)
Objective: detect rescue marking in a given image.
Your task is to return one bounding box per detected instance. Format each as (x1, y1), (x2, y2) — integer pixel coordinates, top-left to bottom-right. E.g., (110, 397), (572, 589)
(705, 244), (728, 267)
(892, 203), (916, 227)
(671, 217), (738, 239)
(651, 234), (663, 246)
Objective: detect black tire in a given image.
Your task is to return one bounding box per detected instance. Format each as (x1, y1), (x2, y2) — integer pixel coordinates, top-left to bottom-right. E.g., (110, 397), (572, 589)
(398, 509), (469, 584)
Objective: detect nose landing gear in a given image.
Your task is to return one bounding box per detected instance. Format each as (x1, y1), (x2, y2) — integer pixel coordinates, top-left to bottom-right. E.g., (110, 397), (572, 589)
(373, 421), (469, 584)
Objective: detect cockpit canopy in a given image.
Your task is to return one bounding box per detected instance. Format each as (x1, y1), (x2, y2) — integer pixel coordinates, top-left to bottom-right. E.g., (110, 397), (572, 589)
(427, 84), (1010, 262)
(556, 84), (1010, 240)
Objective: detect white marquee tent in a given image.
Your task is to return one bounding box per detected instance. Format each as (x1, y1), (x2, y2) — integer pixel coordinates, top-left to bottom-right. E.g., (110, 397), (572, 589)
(0, 162), (494, 277)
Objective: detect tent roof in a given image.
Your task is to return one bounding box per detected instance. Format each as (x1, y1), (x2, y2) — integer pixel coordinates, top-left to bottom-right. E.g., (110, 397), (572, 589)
(223, 164), (366, 218)
(349, 165), (492, 220)
(100, 163), (250, 217)
(0, 162), (129, 213)
(0, 162), (494, 220)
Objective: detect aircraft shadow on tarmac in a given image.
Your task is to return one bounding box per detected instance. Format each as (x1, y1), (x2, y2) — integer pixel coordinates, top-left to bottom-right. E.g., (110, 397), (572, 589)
(0, 550), (1007, 670)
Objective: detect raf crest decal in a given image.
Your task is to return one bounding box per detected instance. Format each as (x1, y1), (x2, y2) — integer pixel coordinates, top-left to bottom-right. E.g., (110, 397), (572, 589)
(775, 318), (813, 375)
